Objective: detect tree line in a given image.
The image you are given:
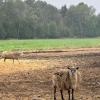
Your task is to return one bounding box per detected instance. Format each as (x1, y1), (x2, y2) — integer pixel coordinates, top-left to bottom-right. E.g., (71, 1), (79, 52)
(0, 0), (100, 39)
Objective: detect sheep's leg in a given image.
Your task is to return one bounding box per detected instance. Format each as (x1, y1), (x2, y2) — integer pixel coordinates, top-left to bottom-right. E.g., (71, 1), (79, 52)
(17, 59), (20, 64)
(13, 59), (14, 63)
(54, 86), (56, 100)
(72, 89), (74, 100)
(60, 90), (64, 100)
(68, 90), (70, 100)
(4, 58), (6, 62)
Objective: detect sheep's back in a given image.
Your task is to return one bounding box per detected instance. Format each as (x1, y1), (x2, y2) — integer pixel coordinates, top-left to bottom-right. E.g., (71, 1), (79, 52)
(2, 52), (20, 59)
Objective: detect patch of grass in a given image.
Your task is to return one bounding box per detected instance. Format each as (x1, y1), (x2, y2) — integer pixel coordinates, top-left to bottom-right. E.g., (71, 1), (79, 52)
(0, 38), (100, 51)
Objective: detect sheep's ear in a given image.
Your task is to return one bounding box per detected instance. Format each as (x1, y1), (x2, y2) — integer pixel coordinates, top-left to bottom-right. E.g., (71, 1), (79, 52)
(76, 67), (79, 70)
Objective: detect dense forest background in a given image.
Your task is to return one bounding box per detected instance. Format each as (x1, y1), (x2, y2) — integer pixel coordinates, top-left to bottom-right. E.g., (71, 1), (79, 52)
(0, 0), (100, 39)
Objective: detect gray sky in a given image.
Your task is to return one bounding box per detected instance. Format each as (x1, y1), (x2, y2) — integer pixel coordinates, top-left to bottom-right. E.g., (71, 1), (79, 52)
(39, 0), (100, 14)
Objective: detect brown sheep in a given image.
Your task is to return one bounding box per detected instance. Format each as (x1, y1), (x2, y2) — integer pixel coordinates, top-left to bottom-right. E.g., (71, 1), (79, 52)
(1, 51), (21, 63)
(52, 66), (81, 100)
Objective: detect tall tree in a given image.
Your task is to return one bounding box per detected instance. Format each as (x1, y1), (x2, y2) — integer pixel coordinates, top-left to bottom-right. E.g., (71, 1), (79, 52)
(60, 5), (67, 17)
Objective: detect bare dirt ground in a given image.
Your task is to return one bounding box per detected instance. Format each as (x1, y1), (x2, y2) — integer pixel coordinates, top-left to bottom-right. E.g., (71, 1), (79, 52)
(0, 48), (100, 100)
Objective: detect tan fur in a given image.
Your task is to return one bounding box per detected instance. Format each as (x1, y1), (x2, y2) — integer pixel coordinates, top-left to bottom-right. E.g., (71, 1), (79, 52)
(1, 51), (21, 63)
(2, 51), (20, 58)
(52, 68), (81, 90)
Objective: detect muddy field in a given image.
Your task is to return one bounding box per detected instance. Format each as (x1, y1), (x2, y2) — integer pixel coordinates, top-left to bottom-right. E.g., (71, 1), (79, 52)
(0, 48), (100, 100)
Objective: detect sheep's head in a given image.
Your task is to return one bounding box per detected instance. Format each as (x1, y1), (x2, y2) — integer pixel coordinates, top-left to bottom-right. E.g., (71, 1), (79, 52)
(67, 66), (79, 75)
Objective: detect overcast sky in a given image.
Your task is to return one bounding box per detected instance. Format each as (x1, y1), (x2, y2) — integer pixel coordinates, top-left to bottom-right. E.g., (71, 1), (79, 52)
(39, 0), (100, 14)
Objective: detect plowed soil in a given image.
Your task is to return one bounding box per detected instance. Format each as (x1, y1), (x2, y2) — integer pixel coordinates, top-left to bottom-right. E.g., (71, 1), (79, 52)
(0, 48), (100, 100)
